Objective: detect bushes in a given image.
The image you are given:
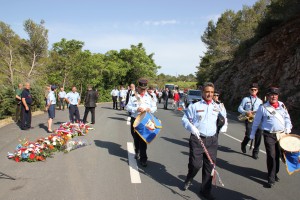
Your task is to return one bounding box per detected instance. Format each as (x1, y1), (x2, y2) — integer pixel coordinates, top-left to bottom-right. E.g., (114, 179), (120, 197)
(0, 88), (15, 119)
(98, 89), (112, 102)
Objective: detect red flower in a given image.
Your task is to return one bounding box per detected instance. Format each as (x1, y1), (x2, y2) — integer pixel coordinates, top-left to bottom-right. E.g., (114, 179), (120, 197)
(15, 157), (20, 162)
(29, 153), (35, 160)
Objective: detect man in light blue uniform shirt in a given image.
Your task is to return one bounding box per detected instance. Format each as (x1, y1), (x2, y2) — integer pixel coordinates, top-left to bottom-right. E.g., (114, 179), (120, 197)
(126, 78), (157, 167)
(250, 87), (292, 188)
(46, 85), (57, 132)
(65, 86), (81, 123)
(182, 82), (225, 200)
(238, 83), (263, 159)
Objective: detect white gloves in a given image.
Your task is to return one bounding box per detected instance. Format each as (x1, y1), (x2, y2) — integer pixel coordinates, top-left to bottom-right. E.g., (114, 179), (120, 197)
(220, 125), (228, 133)
(285, 128), (291, 134)
(191, 126), (200, 139)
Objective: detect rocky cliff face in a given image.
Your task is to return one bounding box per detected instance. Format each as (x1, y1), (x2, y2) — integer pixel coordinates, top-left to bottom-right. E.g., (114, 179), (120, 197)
(215, 16), (300, 129)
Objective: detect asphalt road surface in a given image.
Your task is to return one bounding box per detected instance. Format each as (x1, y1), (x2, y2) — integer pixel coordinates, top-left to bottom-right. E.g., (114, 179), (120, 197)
(0, 102), (299, 200)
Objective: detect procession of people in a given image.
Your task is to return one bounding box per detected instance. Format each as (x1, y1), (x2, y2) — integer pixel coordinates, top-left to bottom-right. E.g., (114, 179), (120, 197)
(10, 79), (296, 200)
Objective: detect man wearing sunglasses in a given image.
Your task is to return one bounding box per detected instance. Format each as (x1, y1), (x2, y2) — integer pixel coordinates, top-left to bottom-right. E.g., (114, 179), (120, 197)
(238, 83), (263, 159)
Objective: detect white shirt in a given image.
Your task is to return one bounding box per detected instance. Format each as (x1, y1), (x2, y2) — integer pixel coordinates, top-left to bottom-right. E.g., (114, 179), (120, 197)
(58, 91), (66, 98)
(111, 89), (119, 97)
(126, 92), (157, 118)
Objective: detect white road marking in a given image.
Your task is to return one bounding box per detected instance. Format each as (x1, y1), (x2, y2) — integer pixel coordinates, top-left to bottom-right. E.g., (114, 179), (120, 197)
(223, 133), (266, 154)
(127, 142), (141, 184)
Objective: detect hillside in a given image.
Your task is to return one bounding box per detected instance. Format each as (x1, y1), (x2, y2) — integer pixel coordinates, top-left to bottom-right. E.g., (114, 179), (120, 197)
(215, 16), (300, 128)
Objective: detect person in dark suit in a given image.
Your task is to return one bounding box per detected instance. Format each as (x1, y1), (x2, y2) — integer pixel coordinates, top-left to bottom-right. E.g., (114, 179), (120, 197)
(162, 88), (172, 109)
(83, 85), (98, 124)
(21, 82), (33, 130)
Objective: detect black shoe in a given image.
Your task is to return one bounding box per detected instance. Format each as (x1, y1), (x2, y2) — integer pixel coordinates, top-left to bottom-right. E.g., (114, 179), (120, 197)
(252, 154), (258, 160)
(267, 181), (275, 188)
(241, 144), (246, 153)
(183, 180), (192, 191)
(199, 190), (216, 200)
(140, 161), (147, 167)
(275, 176), (280, 182)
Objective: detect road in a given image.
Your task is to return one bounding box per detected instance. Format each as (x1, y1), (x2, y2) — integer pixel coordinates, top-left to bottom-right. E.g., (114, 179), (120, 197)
(0, 102), (299, 200)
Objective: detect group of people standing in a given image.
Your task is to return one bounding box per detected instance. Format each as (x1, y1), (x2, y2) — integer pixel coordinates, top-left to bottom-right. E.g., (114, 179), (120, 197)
(14, 84), (98, 133)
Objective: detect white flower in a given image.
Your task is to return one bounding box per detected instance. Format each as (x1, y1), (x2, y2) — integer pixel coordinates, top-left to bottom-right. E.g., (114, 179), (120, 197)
(52, 142), (57, 146)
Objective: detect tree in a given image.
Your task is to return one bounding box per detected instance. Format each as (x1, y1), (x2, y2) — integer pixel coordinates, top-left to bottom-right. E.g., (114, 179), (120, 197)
(22, 19), (48, 79)
(0, 21), (21, 90)
(48, 38), (84, 88)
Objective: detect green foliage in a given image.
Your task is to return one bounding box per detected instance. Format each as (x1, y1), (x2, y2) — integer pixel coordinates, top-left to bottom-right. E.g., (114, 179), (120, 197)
(197, 0), (270, 85)
(255, 0), (300, 39)
(98, 89), (112, 102)
(29, 84), (47, 111)
(0, 88), (15, 119)
(22, 19), (48, 79)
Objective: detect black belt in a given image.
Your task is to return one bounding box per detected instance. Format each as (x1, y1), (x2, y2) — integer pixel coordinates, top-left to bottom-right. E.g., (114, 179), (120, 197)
(200, 134), (216, 138)
(70, 104), (77, 106)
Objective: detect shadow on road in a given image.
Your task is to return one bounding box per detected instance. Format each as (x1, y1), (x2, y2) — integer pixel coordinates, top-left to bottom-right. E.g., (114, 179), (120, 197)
(178, 174), (257, 200)
(139, 160), (191, 200)
(0, 171), (16, 180)
(107, 117), (126, 121)
(38, 123), (48, 132)
(54, 121), (66, 125)
(94, 140), (127, 159)
(218, 145), (253, 158)
(101, 106), (113, 110)
(115, 113), (129, 117)
(160, 136), (189, 148)
(217, 157), (267, 186)
(181, 151), (189, 156)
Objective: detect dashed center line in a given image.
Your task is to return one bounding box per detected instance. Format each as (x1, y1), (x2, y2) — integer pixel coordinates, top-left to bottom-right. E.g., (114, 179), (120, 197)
(223, 133), (266, 154)
(127, 142), (141, 184)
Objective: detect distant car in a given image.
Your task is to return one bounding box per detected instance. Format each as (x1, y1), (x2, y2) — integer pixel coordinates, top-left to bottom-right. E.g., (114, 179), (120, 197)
(184, 90), (202, 107)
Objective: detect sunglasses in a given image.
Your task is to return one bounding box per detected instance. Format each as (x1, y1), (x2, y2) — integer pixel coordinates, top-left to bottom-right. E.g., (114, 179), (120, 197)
(250, 89), (258, 91)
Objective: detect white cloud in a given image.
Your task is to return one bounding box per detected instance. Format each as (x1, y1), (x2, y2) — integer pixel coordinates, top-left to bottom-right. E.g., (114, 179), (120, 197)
(143, 20), (179, 26)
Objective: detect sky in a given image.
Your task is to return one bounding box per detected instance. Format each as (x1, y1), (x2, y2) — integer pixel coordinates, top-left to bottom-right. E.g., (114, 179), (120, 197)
(0, 0), (258, 76)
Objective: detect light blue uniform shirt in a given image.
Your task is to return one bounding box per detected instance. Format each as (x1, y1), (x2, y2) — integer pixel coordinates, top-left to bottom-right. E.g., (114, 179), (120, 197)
(182, 99), (225, 137)
(238, 96), (263, 114)
(126, 92), (157, 118)
(250, 101), (292, 138)
(47, 91), (56, 105)
(66, 92), (80, 105)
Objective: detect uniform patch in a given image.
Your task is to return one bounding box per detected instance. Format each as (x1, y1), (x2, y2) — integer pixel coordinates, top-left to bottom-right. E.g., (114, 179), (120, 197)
(197, 110), (204, 112)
